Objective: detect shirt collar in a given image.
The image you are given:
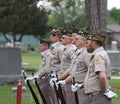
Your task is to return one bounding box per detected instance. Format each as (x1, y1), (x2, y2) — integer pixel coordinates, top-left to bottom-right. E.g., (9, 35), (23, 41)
(93, 47), (104, 55)
(41, 49), (48, 56)
(51, 42), (60, 47)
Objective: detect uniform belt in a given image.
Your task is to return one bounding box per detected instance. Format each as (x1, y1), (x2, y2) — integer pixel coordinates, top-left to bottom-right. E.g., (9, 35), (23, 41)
(40, 76), (49, 80)
(41, 76), (46, 79)
(87, 91), (100, 97)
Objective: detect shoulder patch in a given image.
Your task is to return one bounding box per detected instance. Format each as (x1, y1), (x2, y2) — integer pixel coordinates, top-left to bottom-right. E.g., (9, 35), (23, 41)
(95, 56), (101, 64)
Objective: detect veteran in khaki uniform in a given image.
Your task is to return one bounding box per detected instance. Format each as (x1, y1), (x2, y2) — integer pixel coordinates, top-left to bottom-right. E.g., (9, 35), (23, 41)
(57, 31), (92, 104)
(82, 35), (116, 104)
(48, 28), (65, 73)
(48, 28), (65, 104)
(60, 30), (77, 74)
(25, 39), (54, 104)
(60, 30), (77, 104)
(70, 31), (92, 104)
(37, 39), (51, 77)
(37, 39), (55, 104)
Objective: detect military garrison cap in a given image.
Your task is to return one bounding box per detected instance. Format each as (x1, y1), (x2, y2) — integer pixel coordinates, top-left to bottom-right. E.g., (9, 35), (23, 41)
(61, 29), (67, 36)
(52, 28), (61, 36)
(66, 30), (72, 36)
(61, 30), (72, 37)
(78, 30), (88, 38)
(40, 39), (51, 46)
(87, 35), (92, 40)
(91, 35), (105, 42)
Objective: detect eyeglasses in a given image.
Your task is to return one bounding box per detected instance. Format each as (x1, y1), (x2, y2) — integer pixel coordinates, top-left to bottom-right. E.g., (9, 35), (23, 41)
(51, 34), (58, 36)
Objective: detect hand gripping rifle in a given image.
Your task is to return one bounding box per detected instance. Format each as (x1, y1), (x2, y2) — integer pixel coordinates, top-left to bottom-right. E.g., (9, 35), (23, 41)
(50, 71), (60, 104)
(22, 71), (40, 104)
(73, 77), (79, 104)
(56, 74), (66, 104)
(32, 73), (47, 104)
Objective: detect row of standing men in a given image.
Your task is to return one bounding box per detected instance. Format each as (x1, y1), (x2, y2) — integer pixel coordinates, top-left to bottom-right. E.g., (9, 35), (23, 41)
(26, 28), (117, 104)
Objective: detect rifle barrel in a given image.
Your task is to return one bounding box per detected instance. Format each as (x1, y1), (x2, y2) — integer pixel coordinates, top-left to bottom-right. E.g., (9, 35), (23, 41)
(23, 72), (40, 104)
(73, 77), (79, 104)
(56, 75), (66, 104)
(32, 73), (47, 104)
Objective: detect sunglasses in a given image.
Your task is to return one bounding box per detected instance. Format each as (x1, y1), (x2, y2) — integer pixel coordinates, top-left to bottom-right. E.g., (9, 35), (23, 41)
(51, 34), (58, 36)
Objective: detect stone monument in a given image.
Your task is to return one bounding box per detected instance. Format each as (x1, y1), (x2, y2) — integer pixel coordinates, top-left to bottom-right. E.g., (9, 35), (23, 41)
(0, 48), (23, 84)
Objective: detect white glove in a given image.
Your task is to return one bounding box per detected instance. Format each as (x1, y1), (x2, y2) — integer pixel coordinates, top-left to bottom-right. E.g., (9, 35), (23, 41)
(57, 80), (66, 87)
(33, 75), (39, 79)
(49, 78), (57, 87)
(104, 90), (118, 99)
(71, 83), (82, 92)
(50, 72), (57, 78)
(24, 77), (34, 83)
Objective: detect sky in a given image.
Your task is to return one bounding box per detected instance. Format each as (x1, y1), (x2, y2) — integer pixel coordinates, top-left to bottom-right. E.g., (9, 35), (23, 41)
(108, 0), (120, 10)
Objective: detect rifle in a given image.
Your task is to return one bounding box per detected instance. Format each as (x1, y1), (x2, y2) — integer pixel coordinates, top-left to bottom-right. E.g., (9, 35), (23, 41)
(32, 73), (47, 104)
(22, 71), (40, 104)
(50, 71), (66, 104)
(56, 75), (66, 104)
(73, 77), (79, 104)
(52, 80), (60, 104)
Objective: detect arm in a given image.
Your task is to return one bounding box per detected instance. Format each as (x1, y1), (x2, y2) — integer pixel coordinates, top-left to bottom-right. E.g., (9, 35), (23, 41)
(97, 71), (107, 93)
(58, 68), (70, 80)
(65, 75), (72, 84)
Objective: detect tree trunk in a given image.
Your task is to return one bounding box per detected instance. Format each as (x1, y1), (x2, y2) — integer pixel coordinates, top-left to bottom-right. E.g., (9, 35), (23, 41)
(85, 0), (107, 35)
(2, 34), (11, 43)
(18, 34), (24, 42)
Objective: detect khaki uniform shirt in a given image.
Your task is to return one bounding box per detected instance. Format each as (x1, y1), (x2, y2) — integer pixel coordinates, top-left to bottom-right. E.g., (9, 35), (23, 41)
(48, 42), (65, 73)
(37, 49), (51, 78)
(84, 47), (111, 94)
(60, 44), (77, 74)
(70, 47), (92, 83)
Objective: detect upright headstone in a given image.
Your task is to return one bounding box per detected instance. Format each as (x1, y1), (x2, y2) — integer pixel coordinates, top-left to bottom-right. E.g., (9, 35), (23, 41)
(107, 50), (120, 69)
(0, 48), (23, 84)
(15, 42), (21, 49)
(111, 41), (118, 50)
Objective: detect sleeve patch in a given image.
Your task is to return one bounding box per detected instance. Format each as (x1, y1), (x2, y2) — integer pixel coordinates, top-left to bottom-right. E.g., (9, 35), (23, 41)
(95, 56), (101, 64)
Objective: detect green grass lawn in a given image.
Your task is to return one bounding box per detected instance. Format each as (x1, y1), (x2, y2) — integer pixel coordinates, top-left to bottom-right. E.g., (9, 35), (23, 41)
(109, 79), (120, 104)
(0, 84), (42, 104)
(22, 51), (41, 70)
(0, 49), (42, 104)
(0, 49), (120, 104)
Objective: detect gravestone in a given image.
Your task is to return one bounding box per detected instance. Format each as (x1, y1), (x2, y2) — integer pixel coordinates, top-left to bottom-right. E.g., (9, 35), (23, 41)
(107, 50), (120, 69)
(111, 41), (118, 50)
(0, 48), (23, 84)
(107, 41), (120, 72)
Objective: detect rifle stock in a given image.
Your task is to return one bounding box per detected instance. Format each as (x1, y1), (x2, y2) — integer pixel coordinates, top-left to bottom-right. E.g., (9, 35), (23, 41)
(32, 73), (47, 104)
(22, 71), (40, 104)
(73, 77), (79, 104)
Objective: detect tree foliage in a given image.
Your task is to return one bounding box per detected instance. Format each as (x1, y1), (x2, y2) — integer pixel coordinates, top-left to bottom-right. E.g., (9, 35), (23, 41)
(109, 7), (120, 25)
(47, 0), (86, 29)
(0, 0), (49, 43)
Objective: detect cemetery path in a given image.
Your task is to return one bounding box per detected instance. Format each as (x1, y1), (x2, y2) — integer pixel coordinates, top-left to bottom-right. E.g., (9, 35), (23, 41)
(111, 76), (120, 79)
